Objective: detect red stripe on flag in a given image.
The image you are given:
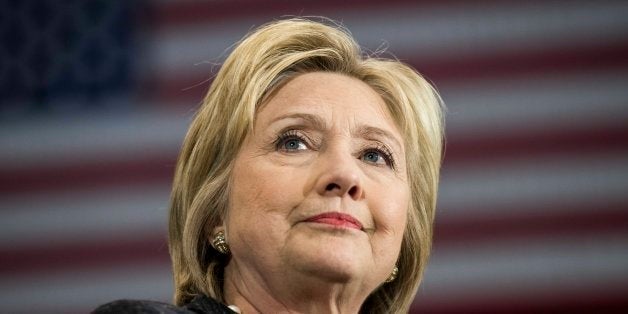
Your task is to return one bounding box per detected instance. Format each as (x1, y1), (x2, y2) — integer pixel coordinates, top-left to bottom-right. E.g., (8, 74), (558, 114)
(412, 289), (628, 314)
(0, 232), (169, 277)
(143, 0), (514, 29)
(443, 122), (628, 166)
(434, 201), (628, 246)
(0, 155), (177, 196)
(139, 40), (628, 103)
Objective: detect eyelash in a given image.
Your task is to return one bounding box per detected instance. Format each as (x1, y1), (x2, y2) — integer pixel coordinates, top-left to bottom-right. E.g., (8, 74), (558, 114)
(274, 130), (396, 170)
(274, 130), (309, 151)
(365, 144), (396, 170)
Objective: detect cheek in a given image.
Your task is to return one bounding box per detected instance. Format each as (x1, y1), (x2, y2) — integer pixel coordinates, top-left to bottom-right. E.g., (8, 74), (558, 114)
(227, 158), (305, 243)
(370, 182), (409, 248)
(230, 161), (302, 215)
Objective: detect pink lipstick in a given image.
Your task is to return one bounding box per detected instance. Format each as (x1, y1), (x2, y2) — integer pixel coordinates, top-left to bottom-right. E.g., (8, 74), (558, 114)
(303, 212), (363, 230)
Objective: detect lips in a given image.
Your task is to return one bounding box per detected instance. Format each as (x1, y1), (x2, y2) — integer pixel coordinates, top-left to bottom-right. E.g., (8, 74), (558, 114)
(303, 212), (363, 230)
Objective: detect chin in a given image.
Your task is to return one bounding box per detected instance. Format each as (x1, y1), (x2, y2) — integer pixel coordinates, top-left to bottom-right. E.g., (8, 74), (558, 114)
(291, 253), (361, 282)
(301, 263), (355, 282)
(284, 228), (371, 282)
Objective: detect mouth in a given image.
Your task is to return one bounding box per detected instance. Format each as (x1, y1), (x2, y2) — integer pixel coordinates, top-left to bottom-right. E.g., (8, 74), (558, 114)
(303, 212), (364, 231)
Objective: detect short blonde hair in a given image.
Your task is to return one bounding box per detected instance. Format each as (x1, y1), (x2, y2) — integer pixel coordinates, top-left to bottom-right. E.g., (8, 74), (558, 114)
(168, 18), (444, 313)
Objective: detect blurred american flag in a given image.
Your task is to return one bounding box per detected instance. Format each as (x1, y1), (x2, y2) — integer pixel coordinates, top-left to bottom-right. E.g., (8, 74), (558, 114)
(1, 0), (627, 313)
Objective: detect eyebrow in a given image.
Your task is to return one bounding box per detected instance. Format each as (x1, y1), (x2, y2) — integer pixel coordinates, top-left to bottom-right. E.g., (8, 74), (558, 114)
(268, 113), (327, 130)
(356, 126), (403, 153)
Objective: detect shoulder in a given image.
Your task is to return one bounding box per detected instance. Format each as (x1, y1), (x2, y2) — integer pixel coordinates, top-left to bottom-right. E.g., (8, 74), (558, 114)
(92, 295), (235, 314)
(92, 299), (183, 313)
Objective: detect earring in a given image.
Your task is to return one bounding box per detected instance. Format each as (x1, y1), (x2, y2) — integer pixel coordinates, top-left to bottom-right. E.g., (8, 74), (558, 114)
(212, 231), (230, 254)
(385, 265), (398, 283)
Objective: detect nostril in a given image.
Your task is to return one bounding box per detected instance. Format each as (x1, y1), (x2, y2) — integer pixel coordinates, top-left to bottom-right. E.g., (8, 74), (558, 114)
(326, 183), (340, 191)
(348, 186), (358, 198)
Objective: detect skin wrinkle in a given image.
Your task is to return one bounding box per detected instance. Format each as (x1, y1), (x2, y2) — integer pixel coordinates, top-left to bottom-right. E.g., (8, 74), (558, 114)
(274, 124), (403, 178)
(223, 72), (408, 313)
(262, 102), (403, 176)
(229, 255), (288, 313)
(228, 193), (292, 313)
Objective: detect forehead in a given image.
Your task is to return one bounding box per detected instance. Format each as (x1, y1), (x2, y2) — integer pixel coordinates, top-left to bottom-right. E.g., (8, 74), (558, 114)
(256, 72), (399, 135)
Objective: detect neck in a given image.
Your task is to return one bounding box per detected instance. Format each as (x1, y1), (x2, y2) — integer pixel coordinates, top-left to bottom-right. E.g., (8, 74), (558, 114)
(223, 260), (370, 313)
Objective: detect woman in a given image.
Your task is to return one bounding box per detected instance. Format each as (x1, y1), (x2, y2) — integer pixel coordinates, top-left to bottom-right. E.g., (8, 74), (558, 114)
(95, 18), (443, 313)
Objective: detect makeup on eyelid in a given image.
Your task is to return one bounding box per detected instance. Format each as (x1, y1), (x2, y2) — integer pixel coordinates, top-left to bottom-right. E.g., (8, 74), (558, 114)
(273, 129), (397, 169)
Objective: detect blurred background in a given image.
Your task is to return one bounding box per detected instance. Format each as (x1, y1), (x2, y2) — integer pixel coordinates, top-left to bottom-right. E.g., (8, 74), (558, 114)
(1, 0), (627, 313)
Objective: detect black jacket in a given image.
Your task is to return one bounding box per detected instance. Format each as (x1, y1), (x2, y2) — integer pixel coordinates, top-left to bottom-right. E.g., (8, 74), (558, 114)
(92, 295), (236, 314)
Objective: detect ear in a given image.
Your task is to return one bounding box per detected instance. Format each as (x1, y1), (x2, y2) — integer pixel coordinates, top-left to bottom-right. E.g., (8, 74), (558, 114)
(206, 211), (227, 240)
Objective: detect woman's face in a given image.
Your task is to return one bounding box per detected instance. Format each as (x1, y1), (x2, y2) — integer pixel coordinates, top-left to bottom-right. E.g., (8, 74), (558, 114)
(225, 72), (409, 291)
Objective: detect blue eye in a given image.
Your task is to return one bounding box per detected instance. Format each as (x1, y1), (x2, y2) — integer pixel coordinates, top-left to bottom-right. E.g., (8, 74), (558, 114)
(275, 130), (309, 152)
(362, 151), (385, 165)
(361, 145), (395, 169)
(282, 138), (307, 151)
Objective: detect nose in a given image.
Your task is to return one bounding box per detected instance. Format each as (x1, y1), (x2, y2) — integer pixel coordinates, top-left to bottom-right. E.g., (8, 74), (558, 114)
(314, 151), (364, 201)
